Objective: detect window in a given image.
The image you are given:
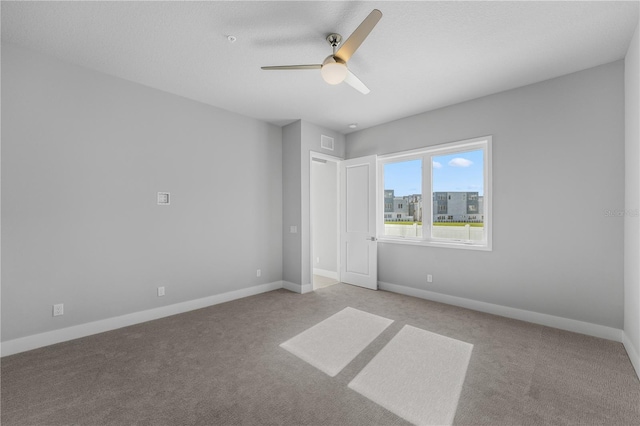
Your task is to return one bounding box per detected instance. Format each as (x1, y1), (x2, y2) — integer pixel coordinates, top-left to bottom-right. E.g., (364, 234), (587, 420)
(378, 136), (492, 250)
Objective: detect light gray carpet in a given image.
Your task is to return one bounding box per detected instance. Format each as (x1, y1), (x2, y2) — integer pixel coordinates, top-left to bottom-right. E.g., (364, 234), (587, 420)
(313, 274), (339, 289)
(280, 307), (393, 377)
(349, 324), (473, 425)
(2, 283), (639, 425)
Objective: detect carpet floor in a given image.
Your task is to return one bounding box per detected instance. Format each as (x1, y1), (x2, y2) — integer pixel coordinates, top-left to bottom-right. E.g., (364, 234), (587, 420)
(348, 324), (473, 425)
(2, 283), (639, 425)
(280, 307), (393, 377)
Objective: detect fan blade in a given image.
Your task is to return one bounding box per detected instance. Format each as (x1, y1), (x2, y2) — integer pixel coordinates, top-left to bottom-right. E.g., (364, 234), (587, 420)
(344, 69), (370, 94)
(261, 64), (322, 70)
(335, 9), (382, 62)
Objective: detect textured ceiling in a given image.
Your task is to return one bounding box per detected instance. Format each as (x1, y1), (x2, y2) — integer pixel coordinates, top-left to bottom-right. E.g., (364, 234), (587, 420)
(2, 1), (638, 134)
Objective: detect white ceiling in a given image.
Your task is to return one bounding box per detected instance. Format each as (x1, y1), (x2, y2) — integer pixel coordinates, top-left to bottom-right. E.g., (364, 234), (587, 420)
(2, 1), (638, 134)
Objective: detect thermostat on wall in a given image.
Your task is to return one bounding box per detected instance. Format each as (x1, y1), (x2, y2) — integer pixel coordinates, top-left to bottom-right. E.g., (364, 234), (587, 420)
(157, 192), (170, 205)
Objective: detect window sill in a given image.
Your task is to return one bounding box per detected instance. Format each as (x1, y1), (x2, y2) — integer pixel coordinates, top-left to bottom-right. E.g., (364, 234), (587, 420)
(377, 237), (492, 251)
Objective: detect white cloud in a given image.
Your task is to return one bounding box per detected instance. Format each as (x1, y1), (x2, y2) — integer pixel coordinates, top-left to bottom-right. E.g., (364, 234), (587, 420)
(448, 157), (473, 167)
(432, 161), (442, 169)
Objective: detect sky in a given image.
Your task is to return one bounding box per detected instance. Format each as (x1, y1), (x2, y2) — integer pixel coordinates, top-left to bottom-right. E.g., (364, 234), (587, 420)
(384, 149), (484, 196)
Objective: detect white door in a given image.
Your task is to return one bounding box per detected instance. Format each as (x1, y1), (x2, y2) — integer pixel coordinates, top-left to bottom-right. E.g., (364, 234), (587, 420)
(340, 155), (377, 290)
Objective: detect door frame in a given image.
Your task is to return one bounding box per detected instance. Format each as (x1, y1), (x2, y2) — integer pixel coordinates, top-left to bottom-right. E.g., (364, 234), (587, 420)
(309, 151), (342, 288)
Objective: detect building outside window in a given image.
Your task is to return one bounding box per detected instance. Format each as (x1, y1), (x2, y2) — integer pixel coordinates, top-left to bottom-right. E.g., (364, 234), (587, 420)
(378, 136), (492, 250)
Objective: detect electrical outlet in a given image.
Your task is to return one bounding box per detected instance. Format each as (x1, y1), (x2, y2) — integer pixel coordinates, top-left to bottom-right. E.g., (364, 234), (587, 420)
(316, 257), (320, 264)
(256, 269), (261, 277)
(157, 192), (170, 205)
(427, 274), (433, 283)
(157, 286), (165, 297)
(53, 303), (64, 317)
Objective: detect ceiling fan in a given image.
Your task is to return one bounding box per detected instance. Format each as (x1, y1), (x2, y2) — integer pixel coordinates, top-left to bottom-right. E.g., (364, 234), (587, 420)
(261, 9), (382, 94)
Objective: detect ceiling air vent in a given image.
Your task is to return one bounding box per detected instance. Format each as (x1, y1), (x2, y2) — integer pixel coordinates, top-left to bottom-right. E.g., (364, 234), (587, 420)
(321, 135), (334, 151)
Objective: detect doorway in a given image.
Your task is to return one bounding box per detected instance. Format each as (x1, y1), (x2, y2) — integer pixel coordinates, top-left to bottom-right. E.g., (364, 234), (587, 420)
(310, 153), (340, 290)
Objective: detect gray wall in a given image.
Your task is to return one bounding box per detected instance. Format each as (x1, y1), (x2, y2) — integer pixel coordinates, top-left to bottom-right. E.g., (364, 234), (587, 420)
(624, 23), (640, 365)
(311, 160), (338, 274)
(282, 121), (302, 285)
(346, 61), (625, 329)
(1, 44), (283, 341)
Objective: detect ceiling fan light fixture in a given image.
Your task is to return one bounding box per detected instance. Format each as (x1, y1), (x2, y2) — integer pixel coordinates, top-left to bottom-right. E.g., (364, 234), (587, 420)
(261, 9), (382, 94)
(321, 58), (348, 85)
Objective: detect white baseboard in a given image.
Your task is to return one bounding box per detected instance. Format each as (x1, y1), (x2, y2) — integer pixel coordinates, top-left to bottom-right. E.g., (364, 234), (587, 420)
(283, 281), (314, 294)
(622, 332), (640, 380)
(1, 281), (284, 357)
(379, 281), (623, 342)
(313, 268), (338, 280)
(282, 281), (301, 293)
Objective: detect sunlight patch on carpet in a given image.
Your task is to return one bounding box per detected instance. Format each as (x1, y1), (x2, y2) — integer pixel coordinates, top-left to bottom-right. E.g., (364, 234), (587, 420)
(280, 307), (393, 377)
(348, 325), (473, 426)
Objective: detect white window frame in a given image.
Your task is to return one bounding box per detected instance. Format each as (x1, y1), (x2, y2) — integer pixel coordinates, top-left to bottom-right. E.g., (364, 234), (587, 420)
(377, 136), (492, 251)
